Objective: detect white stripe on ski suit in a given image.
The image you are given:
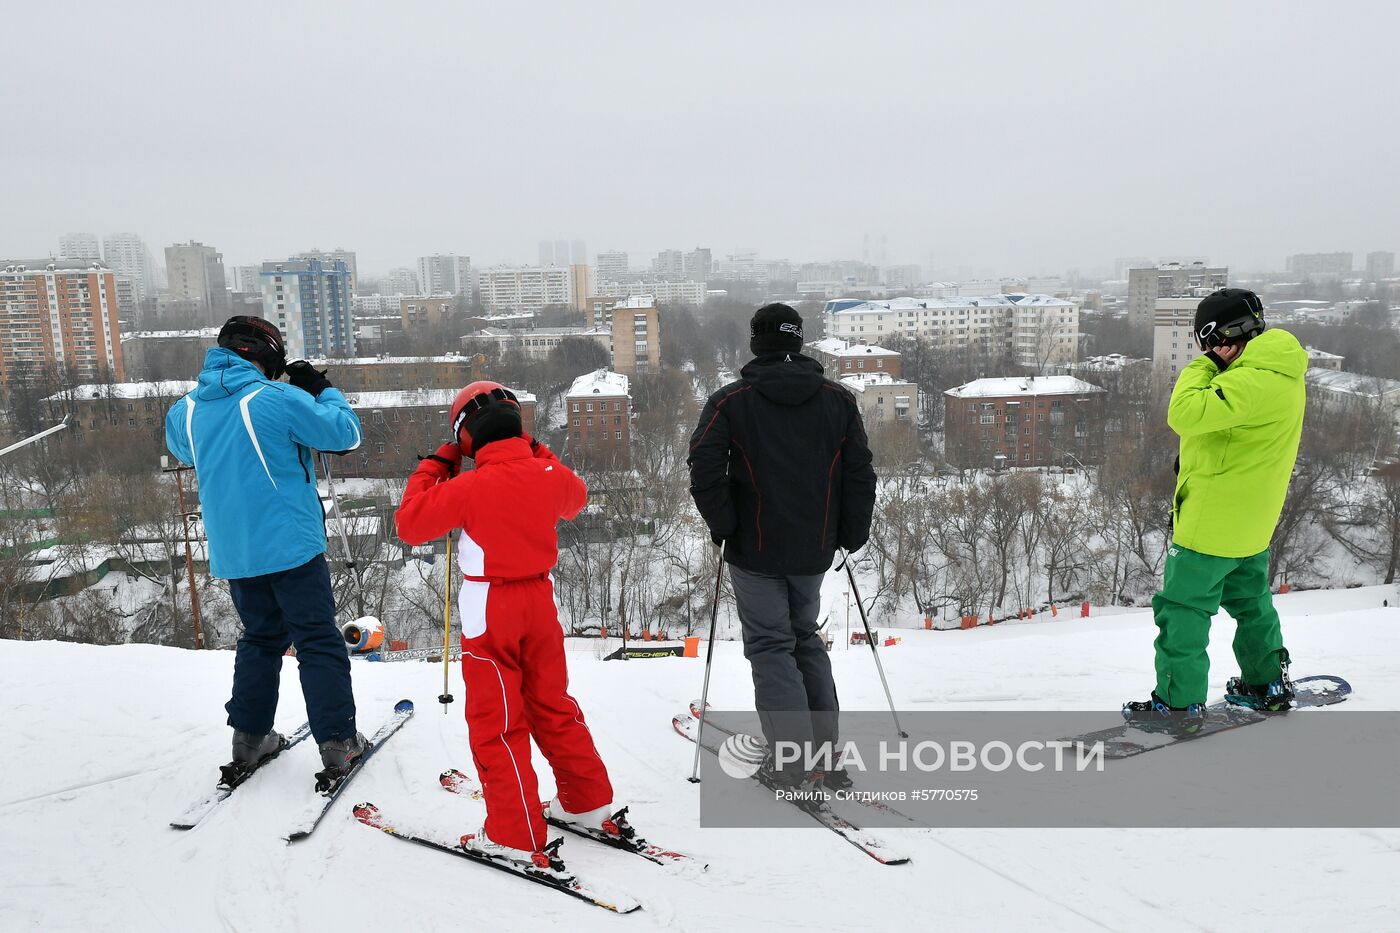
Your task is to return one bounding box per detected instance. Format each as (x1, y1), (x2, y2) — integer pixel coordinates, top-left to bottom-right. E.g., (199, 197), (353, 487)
(183, 396), (197, 467)
(238, 387), (277, 488)
(464, 646), (542, 852)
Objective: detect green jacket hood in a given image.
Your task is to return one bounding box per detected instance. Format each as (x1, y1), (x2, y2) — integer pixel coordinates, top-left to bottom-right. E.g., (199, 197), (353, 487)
(1233, 328), (1308, 380)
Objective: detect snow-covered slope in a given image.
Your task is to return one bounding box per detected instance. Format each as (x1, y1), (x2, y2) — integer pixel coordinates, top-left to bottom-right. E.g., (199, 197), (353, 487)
(2, 587), (1398, 932)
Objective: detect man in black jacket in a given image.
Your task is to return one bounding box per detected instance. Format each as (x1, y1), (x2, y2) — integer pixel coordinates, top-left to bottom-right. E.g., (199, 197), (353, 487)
(687, 303), (877, 786)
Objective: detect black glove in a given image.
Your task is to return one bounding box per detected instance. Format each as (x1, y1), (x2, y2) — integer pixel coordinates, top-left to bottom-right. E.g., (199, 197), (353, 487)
(286, 360), (332, 397)
(464, 405), (522, 456)
(1202, 350), (1226, 370)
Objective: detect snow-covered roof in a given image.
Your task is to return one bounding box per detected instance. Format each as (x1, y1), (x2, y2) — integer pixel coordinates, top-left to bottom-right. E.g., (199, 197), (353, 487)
(44, 381), (197, 403)
(1306, 368), (1400, 399)
(808, 337), (899, 358)
(839, 373), (914, 392)
(345, 386), (536, 409)
(475, 327), (609, 338)
(310, 353), (473, 366)
(1305, 347), (1345, 361)
(1070, 354), (1150, 371)
(120, 328), (220, 342)
(567, 369), (630, 399)
(945, 376), (1105, 399)
(826, 294), (1076, 314)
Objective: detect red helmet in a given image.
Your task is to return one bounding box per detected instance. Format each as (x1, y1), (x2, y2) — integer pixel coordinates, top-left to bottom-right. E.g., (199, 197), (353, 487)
(450, 381), (519, 448)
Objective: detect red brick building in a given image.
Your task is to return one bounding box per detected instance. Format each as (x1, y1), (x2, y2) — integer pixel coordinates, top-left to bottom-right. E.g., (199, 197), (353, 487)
(807, 337), (901, 378)
(565, 369), (630, 468)
(345, 387), (536, 478)
(944, 375), (1105, 469)
(1, 259), (125, 404)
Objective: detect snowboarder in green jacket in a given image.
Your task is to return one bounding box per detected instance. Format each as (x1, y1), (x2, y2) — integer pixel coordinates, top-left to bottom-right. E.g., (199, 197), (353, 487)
(1124, 288), (1308, 728)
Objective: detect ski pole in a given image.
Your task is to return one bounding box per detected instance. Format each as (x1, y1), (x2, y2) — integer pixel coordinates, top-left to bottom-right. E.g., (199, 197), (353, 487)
(440, 533), (454, 712)
(842, 550), (908, 738)
(687, 552), (726, 783)
(320, 452), (368, 620)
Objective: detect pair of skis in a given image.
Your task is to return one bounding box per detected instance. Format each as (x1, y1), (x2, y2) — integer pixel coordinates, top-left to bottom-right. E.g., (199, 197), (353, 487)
(169, 699), (415, 838)
(672, 704), (914, 866)
(354, 769), (705, 914)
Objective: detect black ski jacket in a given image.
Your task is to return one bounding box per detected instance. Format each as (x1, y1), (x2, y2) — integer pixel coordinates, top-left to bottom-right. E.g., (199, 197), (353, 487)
(687, 353), (877, 576)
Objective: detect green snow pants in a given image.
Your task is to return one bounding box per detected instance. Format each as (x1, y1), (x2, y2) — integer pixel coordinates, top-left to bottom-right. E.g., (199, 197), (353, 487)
(1150, 544), (1287, 707)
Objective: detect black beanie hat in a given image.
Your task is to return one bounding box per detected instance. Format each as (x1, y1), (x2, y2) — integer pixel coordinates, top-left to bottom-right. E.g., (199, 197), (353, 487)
(750, 303), (804, 356)
(1193, 288), (1265, 349)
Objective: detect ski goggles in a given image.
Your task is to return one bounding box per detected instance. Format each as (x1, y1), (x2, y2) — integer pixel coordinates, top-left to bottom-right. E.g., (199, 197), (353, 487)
(451, 387), (519, 437)
(1195, 313), (1264, 350)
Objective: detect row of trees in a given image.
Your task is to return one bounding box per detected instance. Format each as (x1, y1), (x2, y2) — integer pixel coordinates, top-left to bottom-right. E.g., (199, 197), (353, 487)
(5, 300), (1399, 647)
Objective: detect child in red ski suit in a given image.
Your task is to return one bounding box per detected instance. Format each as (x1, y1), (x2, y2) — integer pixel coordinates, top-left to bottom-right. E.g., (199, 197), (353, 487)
(395, 382), (616, 865)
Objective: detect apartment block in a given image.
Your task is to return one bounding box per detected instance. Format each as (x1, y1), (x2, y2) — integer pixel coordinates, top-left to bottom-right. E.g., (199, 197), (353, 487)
(1126, 262), (1227, 331)
(1151, 296), (1208, 378)
(165, 241), (230, 319)
(0, 259), (126, 401)
(944, 376), (1106, 469)
(260, 258), (355, 359)
(400, 295), (454, 330)
(477, 266), (573, 314)
(823, 294), (1079, 368)
(565, 369), (630, 468)
(346, 386), (535, 479)
(808, 338), (902, 377)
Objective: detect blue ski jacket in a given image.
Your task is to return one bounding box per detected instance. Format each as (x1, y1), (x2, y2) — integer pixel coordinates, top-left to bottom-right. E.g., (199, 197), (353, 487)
(164, 348), (363, 580)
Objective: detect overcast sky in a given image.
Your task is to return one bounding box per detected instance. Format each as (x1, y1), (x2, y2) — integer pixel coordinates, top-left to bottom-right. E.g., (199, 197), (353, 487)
(2, 1), (1395, 278)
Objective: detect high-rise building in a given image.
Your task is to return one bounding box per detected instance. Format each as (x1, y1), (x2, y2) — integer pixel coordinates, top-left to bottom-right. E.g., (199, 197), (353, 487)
(102, 233), (157, 302)
(539, 239), (588, 266)
(600, 296), (661, 376)
(1365, 251), (1395, 281)
(232, 265), (263, 294)
(882, 264), (923, 289)
(1286, 252), (1352, 277)
(416, 254), (473, 298)
(58, 233), (101, 261)
(260, 258), (355, 359)
(477, 266), (572, 314)
(1152, 295), (1210, 377)
(0, 259), (125, 401)
(682, 248), (712, 281)
(1126, 262), (1227, 331)
(298, 248), (359, 293)
(652, 249), (684, 277)
(595, 250), (629, 282)
(382, 267), (419, 296)
(569, 264), (591, 313)
(165, 241), (230, 320)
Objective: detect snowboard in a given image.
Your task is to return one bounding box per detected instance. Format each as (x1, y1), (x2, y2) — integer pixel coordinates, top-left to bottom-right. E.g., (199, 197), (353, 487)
(1079, 675), (1351, 759)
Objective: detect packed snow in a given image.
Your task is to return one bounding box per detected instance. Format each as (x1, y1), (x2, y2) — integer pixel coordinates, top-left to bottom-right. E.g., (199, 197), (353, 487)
(1, 585), (1398, 932)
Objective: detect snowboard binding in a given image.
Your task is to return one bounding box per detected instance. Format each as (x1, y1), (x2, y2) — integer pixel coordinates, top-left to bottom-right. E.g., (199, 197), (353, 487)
(1225, 649), (1295, 712)
(1121, 693), (1207, 735)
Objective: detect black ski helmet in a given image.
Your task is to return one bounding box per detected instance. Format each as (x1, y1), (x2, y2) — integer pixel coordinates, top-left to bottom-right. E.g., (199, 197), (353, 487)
(1192, 289), (1265, 350)
(217, 315), (287, 378)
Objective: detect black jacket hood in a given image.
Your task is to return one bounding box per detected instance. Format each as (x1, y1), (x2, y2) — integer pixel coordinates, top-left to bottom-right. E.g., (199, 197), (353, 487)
(741, 352), (826, 407)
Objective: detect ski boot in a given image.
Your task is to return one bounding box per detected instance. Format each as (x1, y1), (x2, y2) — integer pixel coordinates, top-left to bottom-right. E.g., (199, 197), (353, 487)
(546, 797), (637, 843)
(220, 729), (287, 787)
(1225, 649), (1295, 711)
(818, 767), (855, 791)
(313, 733), (368, 792)
(1121, 692), (1207, 735)
(460, 828), (574, 882)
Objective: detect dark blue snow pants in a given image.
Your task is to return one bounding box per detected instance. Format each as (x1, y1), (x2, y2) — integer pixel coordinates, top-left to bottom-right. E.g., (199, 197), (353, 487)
(226, 554), (357, 743)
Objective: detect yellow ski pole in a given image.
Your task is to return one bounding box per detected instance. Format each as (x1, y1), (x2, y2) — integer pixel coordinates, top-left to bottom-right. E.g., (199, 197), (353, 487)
(439, 533), (455, 713)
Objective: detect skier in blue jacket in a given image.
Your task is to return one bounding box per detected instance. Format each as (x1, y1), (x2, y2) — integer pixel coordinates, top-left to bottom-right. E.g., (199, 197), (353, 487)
(164, 316), (368, 785)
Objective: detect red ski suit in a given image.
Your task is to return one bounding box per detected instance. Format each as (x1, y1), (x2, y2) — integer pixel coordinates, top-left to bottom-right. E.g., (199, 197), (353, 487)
(395, 436), (613, 852)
